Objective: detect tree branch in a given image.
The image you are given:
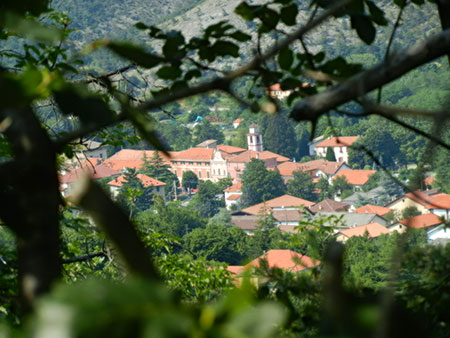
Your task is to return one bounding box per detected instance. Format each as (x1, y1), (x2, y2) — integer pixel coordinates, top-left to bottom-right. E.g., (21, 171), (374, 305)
(291, 28), (450, 121)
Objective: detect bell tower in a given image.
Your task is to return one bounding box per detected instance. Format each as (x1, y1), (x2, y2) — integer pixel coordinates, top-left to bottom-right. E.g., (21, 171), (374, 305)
(247, 124), (263, 152)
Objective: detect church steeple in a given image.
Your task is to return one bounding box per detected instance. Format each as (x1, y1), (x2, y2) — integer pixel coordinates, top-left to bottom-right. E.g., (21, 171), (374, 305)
(247, 124), (263, 152)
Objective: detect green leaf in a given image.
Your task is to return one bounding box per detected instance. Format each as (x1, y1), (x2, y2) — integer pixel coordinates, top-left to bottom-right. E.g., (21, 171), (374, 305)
(350, 15), (376, 45)
(134, 22), (149, 30)
(212, 40), (239, 58)
(234, 3), (256, 21)
(107, 42), (162, 68)
(280, 4), (298, 26)
(162, 31), (186, 60)
(278, 47), (293, 70)
(365, 1), (388, 26)
(184, 69), (202, 81)
(228, 31), (251, 42)
(3, 13), (61, 42)
(56, 62), (78, 74)
(157, 66), (182, 80)
(393, 0), (406, 6)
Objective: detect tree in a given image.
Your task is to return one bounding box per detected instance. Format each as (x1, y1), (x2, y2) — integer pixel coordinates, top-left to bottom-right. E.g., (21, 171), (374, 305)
(182, 171), (198, 195)
(325, 147), (337, 162)
(330, 176), (353, 199)
(140, 151), (179, 196)
(192, 120), (224, 145)
(287, 170), (317, 202)
(189, 180), (224, 217)
(316, 177), (332, 200)
(240, 158), (286, 207)
(402, 206), (422, 219)
(259, 111), (297, 159)
(116, 168), (153, 216)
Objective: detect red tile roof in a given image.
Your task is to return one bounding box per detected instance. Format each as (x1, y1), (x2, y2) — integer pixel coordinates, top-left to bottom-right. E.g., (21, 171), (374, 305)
(241, 194), (315, 216)
(224, 182), (242, 192)
(228, 150), (289, 163)
(60, 165), (120, 184)
(281, 159), (344, 176)
(226, 194), (242, 201)
(216, 144), (247, 154)
(276, 161), (305, 176)
(316, 136), (359, 148)
(425, 193), (450, 210)
(355, 205), (392, 216)
(398, 213), (444, 229)
(226, 265), (245, 275)
(170, 148), (215, 161)
(309, 199), (350, 213)
(333, 169), (376, 186)
(338, 222), (390, 239)
(424, 176), (436, 186)
(246, 250), (320, 272)
(108, 174), (165, 188)
(103, 160), (145, 171)
(233, 118), (244, 123)
(390, 191), (450, 210)
(271, 209), (305, 222)
(106, 149), (171, 162)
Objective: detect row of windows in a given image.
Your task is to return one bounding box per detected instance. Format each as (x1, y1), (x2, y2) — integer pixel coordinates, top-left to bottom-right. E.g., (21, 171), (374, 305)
(172, 161), (208, 166)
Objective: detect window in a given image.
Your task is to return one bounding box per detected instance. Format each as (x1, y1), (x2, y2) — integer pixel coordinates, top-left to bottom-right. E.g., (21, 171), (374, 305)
(207, 172), (210, 178)
(156, 187), (160, 192)
(218, 169), (221, 175)
(189, 162), (193, 165)
(198, 171), (202, 178)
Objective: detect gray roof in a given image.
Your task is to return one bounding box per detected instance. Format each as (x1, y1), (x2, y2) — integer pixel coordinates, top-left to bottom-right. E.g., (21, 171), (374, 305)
(231, 215), (260, 231)
(342, 187), (386, 205)
(312, 212), (387, 228)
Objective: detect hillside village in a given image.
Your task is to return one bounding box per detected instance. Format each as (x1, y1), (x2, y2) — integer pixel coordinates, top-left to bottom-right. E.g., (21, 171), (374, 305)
(60, 113), (450, 267)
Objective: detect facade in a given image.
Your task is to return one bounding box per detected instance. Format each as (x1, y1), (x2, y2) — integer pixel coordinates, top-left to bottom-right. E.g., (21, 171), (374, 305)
(224, 182), (242, 209)
(169, 148), (214, 181)
(315, 136), (359, 162)
(389, 213), (444, 235)
(385, 191), (450, 219)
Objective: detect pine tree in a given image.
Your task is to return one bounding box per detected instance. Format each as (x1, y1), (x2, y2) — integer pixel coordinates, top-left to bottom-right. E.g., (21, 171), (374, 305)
(287, 170), (317, 202)
(325, 147), (337, 161)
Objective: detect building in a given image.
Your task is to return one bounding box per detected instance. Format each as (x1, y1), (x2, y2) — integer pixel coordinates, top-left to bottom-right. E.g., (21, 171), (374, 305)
(236, 194), (315, 217)
(336, 222), (390, 242)
(313, 211), (388, 228)
(331, 169), (377, 190)
(224, 182), (242, 209)
(233, 118), (244, 128)
(315, 136), (359, 162)
(354, 205), (392, 217)
(247, 124), (263, 152)
(103, 149), (171, 172)
(277, 159), (348, 184)
(389, 213), (446, 240)
(107, 174), (166, 199)
(385, 191), (450, 219)
(309, 199), (351, 213)
(266, 83), (293, 100)
(169, 148), (215, 181)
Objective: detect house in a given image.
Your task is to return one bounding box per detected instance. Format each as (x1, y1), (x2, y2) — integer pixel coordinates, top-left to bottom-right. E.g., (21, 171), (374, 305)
(336, 222), (390, 242)
(59, 164), (120, 197)
(224, 182), (242, 209)
(103, 149), (171, 172)
(308, 135), (324, 157)
(277, 160), (348, 183)
(331, 169), (377, 190)
(247, 124), (263, 152)
(246, 250), (320, 272)
(231, 215), (260, 235)
(309, 199), (351, 213)
(169, 147), (215, 181)
(107, 174), (166, 199)
(389, 213), (446, 239)
(196, 139), (217, 148)
(73, 139), (108, 161)
(354, 204), (392, 217)
(385, 191), (450, 219)
(266, 83), (293, 100)
(315, 136), (359, 162)
(216, 144), (246, 156)
(342, 187), (387, 210)
(313, 211), (388, 228)
(233, 118), (244, 128)
(236, 194), (315, 216)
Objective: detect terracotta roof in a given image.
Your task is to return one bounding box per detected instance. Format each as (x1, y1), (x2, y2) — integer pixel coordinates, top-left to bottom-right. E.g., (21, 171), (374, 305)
(196, 139), (217, 147)
(226, 194), (242, 201)
(231, 215), (260, 231)
(424, 176), (436, 186)
(276, 162), (305, 176)
(271, 209), (304, 222)
(355, 205), (392, 216)
(309, 199), (350, 213)
(333, 169), (376, 186)
(316, 136), (359, 148)
(226, 265), (245, 275)
(216, 144), (247, 154)
(241, 194), (315, 216)
(292, 159), (344, 175)
(170, 147), (214, 161)
(233, 118), (244, 123)
(60, 165), (120, 184)
(278, 225), (300, 233)
(249, 123), (258, 128)
(398, 213), (444, 229)
(228, 150), (289, 164)
(246, 250), (320, 272)
(224, 182), (242, 193)
(267, 83), (282, 91)
(338, 222), (390, 239)
(387, 191), (450, 210)
(205, 116), (223, 123)
(106, 149), (171, 162)
(103, 160), (145, 171)
(108, 174), (165, 188)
